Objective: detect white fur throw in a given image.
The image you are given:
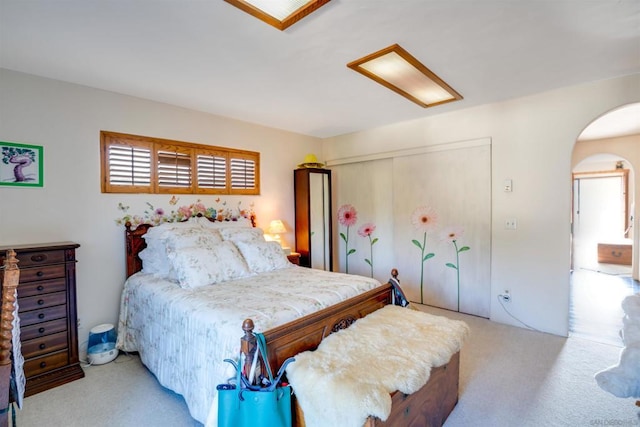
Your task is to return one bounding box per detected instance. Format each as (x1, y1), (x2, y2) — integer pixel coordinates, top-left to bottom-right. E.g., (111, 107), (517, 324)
(595, 293), (640, 398)
(285, 305), (469, 427)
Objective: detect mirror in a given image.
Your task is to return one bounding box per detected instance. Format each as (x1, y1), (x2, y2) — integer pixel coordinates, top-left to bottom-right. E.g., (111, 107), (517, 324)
(294, 168), (333, 270)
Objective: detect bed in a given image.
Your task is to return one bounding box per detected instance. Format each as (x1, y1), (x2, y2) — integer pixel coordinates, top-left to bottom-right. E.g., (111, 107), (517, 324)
(117, 215), (462, 426)
(116, 217), (394, 425)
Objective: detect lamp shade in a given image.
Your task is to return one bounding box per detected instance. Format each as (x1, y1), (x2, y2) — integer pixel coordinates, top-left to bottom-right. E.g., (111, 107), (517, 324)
(268, 220), (287, 235)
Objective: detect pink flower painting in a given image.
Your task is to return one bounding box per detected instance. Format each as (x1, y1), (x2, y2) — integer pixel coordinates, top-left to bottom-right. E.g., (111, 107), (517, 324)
(338, 204), (358, 273)
(441, 226), (470, 312)
(411, 206), (438, 304)
(358, 222), (378, 278)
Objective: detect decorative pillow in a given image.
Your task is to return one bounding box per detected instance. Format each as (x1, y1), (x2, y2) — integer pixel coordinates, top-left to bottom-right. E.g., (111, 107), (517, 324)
(198, 217), (253, 229)
(219, 227), (265, 243)
(235, 241), (292, 274)
(167, 241), (251, 288)
(163, 227), (223, 251)
(143, 219), (202, 241)
(138, 247), (170, 275)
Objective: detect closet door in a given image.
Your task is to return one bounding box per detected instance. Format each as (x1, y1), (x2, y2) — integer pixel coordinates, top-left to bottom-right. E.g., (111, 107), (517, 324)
(294, 168), (332, 270)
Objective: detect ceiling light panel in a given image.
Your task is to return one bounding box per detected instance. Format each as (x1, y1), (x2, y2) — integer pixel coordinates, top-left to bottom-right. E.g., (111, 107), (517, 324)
(225, 0), (330, 30)
(348, 44), (463, 108)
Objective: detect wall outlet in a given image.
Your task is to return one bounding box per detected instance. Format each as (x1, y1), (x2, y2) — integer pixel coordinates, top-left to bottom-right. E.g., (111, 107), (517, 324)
(499, 290), (511, 302)
(505, 218), (517, 230)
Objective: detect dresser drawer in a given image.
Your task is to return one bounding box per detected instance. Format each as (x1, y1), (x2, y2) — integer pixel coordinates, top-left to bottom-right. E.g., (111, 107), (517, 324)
(19, 265), (66, 283)
(21, 318), (68, 341)
(18, 278), (67, 298)
(24, 351), (69, 377)
(13, 250), (67, 268)
(19, 291), (66, 312)
(20, 305), (67, 328)
(22, 331), (68, 359)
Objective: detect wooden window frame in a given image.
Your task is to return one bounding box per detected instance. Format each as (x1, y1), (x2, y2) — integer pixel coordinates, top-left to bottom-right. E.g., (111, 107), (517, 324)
(100, 131), (260, 195)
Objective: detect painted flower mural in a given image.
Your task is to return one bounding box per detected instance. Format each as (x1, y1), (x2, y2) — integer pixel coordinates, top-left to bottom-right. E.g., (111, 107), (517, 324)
(411, 206), (438, 304)
(115, 198), (254, 229)
(358, 222), (378, 278)
(441, 226), (470, 312)
(338, 204), (358, 273)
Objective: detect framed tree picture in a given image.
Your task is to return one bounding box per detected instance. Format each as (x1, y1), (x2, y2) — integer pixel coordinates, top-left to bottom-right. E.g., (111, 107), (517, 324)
(0, 141), (44, 187)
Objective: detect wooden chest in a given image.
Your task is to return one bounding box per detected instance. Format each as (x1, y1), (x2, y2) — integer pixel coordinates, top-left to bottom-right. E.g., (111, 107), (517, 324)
(295, 352), (460, 427)
(0, 242), (84, 396)
(364, 352), (460, 427)
(597, 242), (632, 265)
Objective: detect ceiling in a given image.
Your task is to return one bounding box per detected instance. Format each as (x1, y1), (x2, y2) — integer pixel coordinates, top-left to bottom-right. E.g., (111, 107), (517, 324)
(1, 0), (639, 139)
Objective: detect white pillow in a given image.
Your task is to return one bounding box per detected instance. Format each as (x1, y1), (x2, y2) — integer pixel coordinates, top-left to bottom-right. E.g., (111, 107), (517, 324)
(140, 222), (211, 277)
(163, 227), (223, 251)
(143, 218), (202, 240)
(167, 242), (251, 288)
(139, 246), (172, 276)
(235, 241), (292, 273)
(219, 227), (265, 243)
(198, 217), (253, 229)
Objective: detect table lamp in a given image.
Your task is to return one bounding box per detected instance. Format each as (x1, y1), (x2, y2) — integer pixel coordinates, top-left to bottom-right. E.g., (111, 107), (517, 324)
(268, 219), (291, 254)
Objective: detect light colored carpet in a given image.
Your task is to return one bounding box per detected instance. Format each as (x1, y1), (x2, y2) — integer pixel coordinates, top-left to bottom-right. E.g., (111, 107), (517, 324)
(12, 305), (640, 427)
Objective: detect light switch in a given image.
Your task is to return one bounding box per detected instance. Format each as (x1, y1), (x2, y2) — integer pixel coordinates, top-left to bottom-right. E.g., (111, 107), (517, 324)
(504, 179), (513, 192)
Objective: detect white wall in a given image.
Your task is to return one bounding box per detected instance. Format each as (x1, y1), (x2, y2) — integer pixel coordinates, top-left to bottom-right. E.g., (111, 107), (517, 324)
(323, 74), (640, 336)
(0, 69), (322, 357)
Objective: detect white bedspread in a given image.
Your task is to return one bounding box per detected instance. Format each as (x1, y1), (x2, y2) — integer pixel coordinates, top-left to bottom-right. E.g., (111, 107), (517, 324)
(116, 266), (382, 424)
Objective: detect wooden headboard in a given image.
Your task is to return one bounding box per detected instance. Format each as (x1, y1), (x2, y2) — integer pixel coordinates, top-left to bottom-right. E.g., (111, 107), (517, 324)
(124, 215), (257, 278)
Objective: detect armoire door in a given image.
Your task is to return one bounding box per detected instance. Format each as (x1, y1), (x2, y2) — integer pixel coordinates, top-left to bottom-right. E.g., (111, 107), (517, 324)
(294, 168), (332, 270)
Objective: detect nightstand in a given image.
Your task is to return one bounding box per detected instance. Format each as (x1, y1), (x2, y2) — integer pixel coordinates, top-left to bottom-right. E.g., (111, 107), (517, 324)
(287, 252), (301, 265)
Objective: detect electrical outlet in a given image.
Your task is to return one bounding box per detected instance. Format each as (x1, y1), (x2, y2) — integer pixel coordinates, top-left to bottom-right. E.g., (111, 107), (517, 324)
(499, 290), (511, 302)
(505, 218), (517, 230)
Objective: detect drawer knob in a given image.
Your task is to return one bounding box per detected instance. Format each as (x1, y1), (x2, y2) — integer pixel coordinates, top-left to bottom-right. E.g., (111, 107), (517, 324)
(31, 254), (47, 262)
(37, 285), (44, 291)
(38, 327), (45, 333)
(37, 299), (45, 306)
(40, 362), (46, 368)
(38, 313), (45, 319)
(39, 343), (46, 350)
(36, 271), (44, 277)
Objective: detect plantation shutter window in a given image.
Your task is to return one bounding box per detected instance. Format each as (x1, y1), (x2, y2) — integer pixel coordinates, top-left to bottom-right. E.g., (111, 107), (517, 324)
(196, 151), (228, 193)
(101, 136), (153, 193)
(230, 154), (258, 194)
(100, 131), (260, 195)
(157, 145), (194, 193)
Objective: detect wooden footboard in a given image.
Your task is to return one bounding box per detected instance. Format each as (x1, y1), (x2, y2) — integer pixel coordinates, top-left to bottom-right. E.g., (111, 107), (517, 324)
(241, 282), (392, 377)
(241, 284), (461, 427)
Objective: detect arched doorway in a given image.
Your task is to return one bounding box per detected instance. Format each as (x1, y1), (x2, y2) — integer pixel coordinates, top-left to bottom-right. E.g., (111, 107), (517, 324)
(570, 103), (640, 346)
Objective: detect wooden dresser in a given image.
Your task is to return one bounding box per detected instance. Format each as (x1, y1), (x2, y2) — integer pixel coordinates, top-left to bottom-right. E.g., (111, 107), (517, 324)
(0, 242), (84, 396)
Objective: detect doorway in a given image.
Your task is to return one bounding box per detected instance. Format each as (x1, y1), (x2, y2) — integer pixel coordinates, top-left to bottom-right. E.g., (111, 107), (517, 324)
(570, 103), (640, 346)
(570, 160), (636, 346)
(572, 167), (630, 274)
